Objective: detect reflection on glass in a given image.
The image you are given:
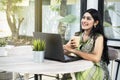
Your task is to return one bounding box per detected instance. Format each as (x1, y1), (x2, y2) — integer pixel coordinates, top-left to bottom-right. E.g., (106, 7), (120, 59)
(104, 0), (120, 40)
(42, 0), (80, 41)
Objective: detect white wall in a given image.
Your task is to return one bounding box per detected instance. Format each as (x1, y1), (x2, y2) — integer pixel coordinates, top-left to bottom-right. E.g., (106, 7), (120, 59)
(87, 0), (98, 10)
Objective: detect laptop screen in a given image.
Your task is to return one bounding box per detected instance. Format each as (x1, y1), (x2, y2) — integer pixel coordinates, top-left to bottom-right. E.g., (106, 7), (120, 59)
(44, 33), (65, 61)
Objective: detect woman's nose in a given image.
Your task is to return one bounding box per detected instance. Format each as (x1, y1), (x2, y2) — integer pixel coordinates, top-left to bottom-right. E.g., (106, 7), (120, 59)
(82, 18), (87, 22)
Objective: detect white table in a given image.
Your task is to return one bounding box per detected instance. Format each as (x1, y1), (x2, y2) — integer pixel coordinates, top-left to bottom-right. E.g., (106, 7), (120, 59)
(0, 46), (93, 80)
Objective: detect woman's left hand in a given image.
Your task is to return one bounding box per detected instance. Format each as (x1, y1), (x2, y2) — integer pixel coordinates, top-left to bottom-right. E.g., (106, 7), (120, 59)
(63, 45), (74, 53)
(70, 36), (80, 49)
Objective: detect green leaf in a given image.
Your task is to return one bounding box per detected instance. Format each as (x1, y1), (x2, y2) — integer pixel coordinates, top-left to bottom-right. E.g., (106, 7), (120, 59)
(32, 39), (46, 51)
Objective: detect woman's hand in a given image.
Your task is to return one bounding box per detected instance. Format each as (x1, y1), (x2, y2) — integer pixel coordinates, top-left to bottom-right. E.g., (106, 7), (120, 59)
(70, 36), (80, 49)
(63, 45), (74, 53)
(63, 36), (80, 54)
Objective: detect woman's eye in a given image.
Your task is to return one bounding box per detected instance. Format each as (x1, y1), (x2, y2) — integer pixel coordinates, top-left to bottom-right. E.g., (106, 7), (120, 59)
(87, 17), (91, 20)
(82, 16), (92, 20)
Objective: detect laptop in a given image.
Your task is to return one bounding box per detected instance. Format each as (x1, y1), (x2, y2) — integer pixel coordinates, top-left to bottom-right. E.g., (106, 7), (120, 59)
(33, 32), (82, 62)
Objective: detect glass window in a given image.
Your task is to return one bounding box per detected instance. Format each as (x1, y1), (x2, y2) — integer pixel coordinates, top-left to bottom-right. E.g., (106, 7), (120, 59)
(104, 0), (120, 40)
(0, 0), (35, 45)
(42, 0), (81, 41)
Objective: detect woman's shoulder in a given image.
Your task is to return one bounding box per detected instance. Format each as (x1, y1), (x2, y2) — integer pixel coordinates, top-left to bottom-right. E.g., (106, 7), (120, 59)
(95, 33), (103, 38)
(92, 33), (103, 41)
(94, 33), (103, 41)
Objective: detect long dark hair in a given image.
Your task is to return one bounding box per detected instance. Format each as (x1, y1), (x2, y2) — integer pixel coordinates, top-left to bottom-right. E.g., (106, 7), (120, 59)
(82, 9), (110, 65)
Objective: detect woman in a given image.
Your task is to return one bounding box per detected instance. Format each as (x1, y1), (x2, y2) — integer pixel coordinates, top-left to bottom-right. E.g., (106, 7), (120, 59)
(63, 9), (111, 80)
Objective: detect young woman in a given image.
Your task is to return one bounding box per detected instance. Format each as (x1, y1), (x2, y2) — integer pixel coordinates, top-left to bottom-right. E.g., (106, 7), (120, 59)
(63, 9), (111, 80)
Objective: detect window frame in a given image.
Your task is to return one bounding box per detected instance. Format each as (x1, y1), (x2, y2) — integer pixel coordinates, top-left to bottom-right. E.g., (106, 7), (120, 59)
(98, 0), (120, 48)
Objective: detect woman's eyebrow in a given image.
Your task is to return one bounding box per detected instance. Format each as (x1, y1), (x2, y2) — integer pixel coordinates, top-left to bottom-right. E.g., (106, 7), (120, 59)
(83, 15), (93, 19)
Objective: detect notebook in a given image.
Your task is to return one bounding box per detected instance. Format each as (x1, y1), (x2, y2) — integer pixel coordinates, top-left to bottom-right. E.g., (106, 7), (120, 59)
(33, 32), (82, 62)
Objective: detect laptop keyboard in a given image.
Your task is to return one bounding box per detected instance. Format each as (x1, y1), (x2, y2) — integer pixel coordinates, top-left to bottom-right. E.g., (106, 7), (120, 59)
(64, 55), (78, 60)
(64, 55), (71, 60)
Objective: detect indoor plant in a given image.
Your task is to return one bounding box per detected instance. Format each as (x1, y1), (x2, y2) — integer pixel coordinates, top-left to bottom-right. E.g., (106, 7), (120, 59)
(32, 39), (46, 63)
(0, 38), (7, 47)
(0, 38), (7, 56)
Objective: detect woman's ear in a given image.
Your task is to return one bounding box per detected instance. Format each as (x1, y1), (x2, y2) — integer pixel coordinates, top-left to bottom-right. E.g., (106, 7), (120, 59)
(94, 20), (99, 27)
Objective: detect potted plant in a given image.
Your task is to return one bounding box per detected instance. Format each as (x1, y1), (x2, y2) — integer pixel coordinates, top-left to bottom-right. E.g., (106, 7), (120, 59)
(0, 38), (7, 56)
(32, 39), (46, 63)
(0, 38), (7, 47)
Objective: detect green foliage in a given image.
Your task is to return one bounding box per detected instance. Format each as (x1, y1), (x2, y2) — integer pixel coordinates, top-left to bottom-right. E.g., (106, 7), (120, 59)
(0, 0), (24, 16)
(0, 0), (22, 9)
(50, 5), (60, 12)
(59, 14), (76, 24)
(0, 38), (7, 47)
(32, 39), (46, 51)
(103, 21), (112, 27)
(50, 0), (61, 12)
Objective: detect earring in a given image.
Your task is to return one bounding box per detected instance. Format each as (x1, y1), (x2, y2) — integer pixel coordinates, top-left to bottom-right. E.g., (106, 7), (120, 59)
(94, 25), (96, 28)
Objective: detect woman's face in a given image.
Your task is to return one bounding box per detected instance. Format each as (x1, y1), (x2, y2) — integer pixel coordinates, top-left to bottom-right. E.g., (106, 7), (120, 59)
(81, 12), (95, 30)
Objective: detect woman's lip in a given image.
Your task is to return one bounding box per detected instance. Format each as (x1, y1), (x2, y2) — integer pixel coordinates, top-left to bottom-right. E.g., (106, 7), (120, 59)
(81, 22), (87, 25)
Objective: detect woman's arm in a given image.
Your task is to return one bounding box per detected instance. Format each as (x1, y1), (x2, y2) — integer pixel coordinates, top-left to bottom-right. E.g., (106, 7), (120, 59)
(64, 35), (104, 63)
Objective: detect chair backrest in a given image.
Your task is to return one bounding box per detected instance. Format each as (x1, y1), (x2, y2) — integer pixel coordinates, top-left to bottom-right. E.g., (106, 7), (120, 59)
(108, 47), (118, 60)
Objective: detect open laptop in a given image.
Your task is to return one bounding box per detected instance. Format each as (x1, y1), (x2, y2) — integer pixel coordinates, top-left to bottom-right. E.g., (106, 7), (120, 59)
(33, 32), (82, 62)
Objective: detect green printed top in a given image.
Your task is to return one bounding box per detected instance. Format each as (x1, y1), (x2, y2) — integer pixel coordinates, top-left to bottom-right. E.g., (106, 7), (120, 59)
(75, 33), (111, 80)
